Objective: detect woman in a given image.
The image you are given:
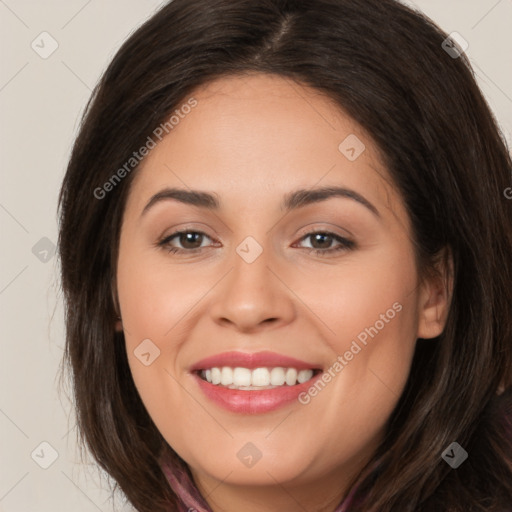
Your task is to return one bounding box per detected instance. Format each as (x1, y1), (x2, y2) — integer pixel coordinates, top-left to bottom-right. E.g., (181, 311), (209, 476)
(57, 0), (512, 510)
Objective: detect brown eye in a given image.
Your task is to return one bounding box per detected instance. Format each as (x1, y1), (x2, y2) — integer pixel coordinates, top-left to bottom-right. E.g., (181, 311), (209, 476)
(158, 230), (213, 254)
(177, 232), (204, 249)
(296, 231), (355, 256)
(309, 233), (335, 250)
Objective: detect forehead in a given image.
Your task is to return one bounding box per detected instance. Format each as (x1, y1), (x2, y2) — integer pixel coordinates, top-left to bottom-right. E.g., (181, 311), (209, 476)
(125, 73), (402, 221)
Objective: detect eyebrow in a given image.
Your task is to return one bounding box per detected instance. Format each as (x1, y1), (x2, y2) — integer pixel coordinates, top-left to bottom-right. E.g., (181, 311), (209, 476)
(140, 186), (380, 217)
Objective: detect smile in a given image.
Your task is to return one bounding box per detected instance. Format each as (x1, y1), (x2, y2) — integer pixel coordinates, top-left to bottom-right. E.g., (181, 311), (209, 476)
(190, 351), (324, 413)
(199, 366), (318, 389)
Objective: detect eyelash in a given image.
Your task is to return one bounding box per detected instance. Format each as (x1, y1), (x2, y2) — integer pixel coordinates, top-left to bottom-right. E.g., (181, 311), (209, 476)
(157, 229), (355, 257)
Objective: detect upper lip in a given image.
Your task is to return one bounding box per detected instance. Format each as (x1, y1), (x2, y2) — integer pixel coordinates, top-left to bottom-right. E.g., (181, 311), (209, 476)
(190, 350), (322, 372)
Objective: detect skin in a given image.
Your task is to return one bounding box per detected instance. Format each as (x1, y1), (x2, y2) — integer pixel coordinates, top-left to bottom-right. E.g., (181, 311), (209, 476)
(115, 73), (452, 512)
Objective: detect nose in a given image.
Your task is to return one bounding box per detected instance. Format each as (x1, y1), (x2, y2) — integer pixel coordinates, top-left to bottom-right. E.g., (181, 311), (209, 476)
(209, 242), (296, 334)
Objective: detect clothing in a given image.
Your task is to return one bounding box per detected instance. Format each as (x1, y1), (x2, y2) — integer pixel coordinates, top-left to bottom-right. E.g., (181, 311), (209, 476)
(161, 458), (359, 511)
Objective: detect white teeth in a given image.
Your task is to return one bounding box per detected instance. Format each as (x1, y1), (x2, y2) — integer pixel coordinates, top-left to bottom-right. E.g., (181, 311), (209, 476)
(201, 366), (316, 388)
(285, 368), (298, 386)
(297, 369), (314, 384)
(270, 367), (286, 386)
(233, 367), (252, 386)
(211, 367), (221, 385)
(251, 368), (270, 386)
(220, 367), (233, 386)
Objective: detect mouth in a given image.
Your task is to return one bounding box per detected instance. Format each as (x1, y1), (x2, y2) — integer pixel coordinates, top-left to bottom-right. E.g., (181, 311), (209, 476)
(195, 366), (322, 390)
(190, 351), (324, 413)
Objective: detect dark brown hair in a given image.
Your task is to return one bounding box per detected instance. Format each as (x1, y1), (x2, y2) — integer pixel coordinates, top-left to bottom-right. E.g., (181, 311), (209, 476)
(58, 0), (512, 510)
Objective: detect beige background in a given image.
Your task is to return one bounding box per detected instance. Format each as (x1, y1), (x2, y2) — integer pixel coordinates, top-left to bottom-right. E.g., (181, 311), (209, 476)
(1, 0), (511, 510)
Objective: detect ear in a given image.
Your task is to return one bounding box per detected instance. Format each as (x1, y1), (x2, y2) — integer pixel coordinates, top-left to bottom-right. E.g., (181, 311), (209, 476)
(416, 247), (454, 339)
(111, 275), (123, 332)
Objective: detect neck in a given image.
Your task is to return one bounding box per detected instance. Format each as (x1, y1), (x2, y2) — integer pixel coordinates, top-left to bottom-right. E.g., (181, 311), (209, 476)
(189, 462), (360, 512)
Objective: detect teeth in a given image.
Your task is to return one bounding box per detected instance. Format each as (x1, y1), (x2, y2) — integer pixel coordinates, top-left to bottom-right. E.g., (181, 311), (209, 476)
(221, 367), (233, 386)
(252, 367), (270, 386)
(211, 367), (221, 385)
(297, 369), (313, 384)
(201, 366), (315, 388)
(285, 368), (298, 386)
(270, 367), (286, 386)
(233, 367), (252, 386)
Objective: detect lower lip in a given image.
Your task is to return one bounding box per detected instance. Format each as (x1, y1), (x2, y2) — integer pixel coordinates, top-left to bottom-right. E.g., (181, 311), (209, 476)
(193, 372), (323, 414)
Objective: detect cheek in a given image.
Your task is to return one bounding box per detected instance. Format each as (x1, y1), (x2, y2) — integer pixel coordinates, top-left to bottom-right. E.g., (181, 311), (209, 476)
(117, 256), (198, 455)
(116, 242), (213, 444)
(297, 246), (419, 437)
(295, 297), (417, 478)
(296, 241), (418, 348)
(116, 245), (204, 345)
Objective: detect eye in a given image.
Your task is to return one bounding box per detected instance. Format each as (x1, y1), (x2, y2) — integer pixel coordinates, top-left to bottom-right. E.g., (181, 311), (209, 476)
(158, 230), (215, 254)
(157, 229), (355, 256)
(294, 230), (355, 256)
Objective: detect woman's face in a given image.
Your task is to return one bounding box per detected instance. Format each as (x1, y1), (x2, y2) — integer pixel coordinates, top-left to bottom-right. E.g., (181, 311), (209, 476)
(116, 73), (448, 509)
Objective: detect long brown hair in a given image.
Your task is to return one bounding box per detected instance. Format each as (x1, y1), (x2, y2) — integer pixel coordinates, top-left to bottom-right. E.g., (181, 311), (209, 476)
(58, 0), (512, 510)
